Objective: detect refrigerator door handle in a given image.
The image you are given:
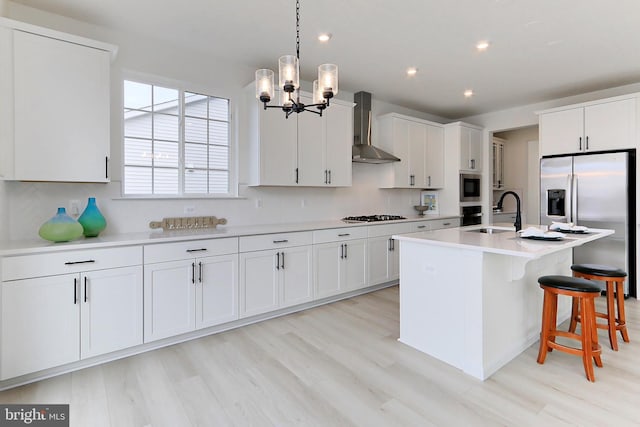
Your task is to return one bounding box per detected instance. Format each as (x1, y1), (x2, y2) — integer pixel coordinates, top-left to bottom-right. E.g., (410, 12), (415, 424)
(565, 174), (573, 223)
(571, 175), (578, 224)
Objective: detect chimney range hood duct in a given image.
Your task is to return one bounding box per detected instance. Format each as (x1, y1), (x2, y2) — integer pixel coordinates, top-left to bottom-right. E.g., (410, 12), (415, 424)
(352, 91), (400, 164)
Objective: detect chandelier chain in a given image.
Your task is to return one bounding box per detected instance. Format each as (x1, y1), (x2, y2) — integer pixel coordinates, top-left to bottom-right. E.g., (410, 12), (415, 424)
(295, 0), (300, 60)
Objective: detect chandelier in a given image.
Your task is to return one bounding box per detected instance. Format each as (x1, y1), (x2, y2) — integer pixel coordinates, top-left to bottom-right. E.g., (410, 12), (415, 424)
(255, 0), (338, 118)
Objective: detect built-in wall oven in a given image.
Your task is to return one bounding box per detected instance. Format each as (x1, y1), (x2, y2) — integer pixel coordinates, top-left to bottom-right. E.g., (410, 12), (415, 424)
(460, 173), (481, 202)
(461, 205), (482, 226)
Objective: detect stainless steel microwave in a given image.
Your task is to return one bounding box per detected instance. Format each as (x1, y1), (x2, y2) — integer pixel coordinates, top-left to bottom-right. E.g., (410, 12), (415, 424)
(460, 173), (481, 202)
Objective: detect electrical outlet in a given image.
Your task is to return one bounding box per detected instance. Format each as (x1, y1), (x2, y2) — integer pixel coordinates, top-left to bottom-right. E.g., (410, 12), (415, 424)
(184, 205), (196, 214)
(69, 200), (81, 216)
(255, 198), (263, 208)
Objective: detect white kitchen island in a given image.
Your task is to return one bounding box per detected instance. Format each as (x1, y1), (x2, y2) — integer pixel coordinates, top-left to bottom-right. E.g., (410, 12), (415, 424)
(393, 225), (614, 380)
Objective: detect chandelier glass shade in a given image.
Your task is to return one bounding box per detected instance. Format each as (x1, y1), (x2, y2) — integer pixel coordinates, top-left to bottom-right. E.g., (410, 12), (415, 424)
(255, 0), (338, 118)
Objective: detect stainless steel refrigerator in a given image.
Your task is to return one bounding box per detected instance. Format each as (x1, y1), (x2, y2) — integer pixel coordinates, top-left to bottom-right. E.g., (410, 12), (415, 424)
(540, 151), (636, 297)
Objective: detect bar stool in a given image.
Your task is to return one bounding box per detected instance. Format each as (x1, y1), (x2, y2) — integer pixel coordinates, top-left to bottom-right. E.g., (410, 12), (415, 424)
(537, 275), (602, 382)
(569, 263), (630, 351)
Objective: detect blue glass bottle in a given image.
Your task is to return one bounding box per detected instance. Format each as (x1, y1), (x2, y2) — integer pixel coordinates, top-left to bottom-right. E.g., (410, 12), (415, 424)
(78, 197), (107, 237)
(38, 207), (84, 242)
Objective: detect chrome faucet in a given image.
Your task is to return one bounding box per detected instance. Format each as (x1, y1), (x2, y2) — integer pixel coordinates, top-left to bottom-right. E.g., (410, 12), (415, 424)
(497, 191), (522, 232)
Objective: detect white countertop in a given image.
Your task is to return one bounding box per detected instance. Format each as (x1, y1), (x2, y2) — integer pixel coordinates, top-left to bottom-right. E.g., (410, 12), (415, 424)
(0, 215), (461, 256)
(394, 224), (614, 259)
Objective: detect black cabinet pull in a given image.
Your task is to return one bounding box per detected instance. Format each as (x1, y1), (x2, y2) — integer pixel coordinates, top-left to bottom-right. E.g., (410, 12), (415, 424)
(186, 248), (207, 253)
(84, 276), (88, 303)
(295, 168), (299, 184)
(273, 239), (289, 244)
(64, 260), (96, 265)
(324, 170), (328, 184)
(105, 156), (109, 179)
(276, 252), (280, 270)
(191, 262), (196, 284)
(281, 252), (285, 270)
(344, 243), (348, 259)
(328, 170), (331, 184)
(443, 222), (451, 226)
(340, 244), (344, 259)
(392, 239), (395, 251)
(388, 238), (392, 251)
(417, 225), (426, 229)
(579, 136), (582, 150)
(585, 136), (589, 150)
(199, 262), (203, 283)
(73, 278), (78, 304)
(338, 233), (350, 237)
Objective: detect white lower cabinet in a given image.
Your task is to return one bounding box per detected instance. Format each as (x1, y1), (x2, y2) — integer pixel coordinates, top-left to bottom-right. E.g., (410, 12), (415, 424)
(0, 247), (142, 380)
(313, 227), (368, 299)
(143, 238), (239, 343)
(239, 232), (313, 318)
(367, 223), (413, 285)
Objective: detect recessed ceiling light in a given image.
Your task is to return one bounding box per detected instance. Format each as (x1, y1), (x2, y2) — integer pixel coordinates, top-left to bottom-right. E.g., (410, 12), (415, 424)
(406, 67), (418, 76)
(464, 89), (474, 98)
(476, 41), (490, 51)
(318, 33), (332, 42)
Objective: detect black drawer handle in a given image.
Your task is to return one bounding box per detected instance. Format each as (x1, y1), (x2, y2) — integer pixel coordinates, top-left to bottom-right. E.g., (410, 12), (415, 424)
(186, 248), (207, 253)
(416, 225), (426, 229)
(338, 233), (350, 237)
(443, 222), (451, 226)
(273, 239), (289, 244)
(65, 260), (96, 265)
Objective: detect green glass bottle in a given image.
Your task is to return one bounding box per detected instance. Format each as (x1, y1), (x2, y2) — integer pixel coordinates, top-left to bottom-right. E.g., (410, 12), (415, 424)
(38, 207), (84, 243)
(78, 197), (107, 237)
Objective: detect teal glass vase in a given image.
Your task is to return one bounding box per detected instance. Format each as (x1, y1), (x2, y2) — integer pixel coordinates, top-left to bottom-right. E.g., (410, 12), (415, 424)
(78, 197), (107, 237)
(38, 207), (84, 243)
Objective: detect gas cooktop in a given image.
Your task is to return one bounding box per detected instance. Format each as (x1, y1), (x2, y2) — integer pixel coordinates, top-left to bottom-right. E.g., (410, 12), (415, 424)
(342, 215), (407, 223)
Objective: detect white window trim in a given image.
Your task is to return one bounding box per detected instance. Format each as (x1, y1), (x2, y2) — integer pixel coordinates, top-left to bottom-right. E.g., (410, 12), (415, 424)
(120, 70), (238, 199)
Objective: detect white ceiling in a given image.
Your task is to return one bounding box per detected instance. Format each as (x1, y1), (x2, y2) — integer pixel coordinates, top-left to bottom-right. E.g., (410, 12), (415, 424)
(10, 0), (640, 119)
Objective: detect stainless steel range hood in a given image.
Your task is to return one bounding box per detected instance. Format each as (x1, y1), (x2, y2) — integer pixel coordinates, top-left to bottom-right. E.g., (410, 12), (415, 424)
(352, 91), (400, 163)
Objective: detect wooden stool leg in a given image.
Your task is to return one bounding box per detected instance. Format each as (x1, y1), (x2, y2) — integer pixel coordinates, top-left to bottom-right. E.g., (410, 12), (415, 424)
(537, 290), (553, 364)
(605, 281), (619, 351)
(616, 280), (630, 343)
(581, 297), (596, 382)
(569, 296), (579, 333)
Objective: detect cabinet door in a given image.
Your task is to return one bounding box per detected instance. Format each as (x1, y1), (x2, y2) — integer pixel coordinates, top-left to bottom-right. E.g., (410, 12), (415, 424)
(239, 250), (279, 317)
(539, 108), (584, 156)
(584, 98), (636, 151)
(343, 239), (367, 290)
(314, 243), (342, 298)
(324, 101), (353, 187)
(196, 254), (239, 329)
(461, 127), (483, 171)
(81, 266), (143, 359)
(143, 260), (195, 342)
(1, 274), (80, 380)
(390, 118), (411, 187)
(13, 30), (110, 182)
(408, 120), (427, 187)
(367, 236), (392, 285)
(425, 125), (444, 188)
(258, 102), (298, 185)
(297, 94), (325, 186)
(280, 246), (313, 307)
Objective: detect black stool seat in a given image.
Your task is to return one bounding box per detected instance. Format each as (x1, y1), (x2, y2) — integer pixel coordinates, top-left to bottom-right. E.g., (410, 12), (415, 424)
(538, 275), (601, 293)
(571, 263), (627, 278)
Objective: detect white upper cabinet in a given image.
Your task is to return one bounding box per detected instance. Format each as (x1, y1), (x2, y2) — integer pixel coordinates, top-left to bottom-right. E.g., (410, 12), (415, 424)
(245, 84), (354, 187)
(0, 18), (116, 182)
(538, 96), (638, 156)
(377, 113), (445, 189)
(460, 125), (483, 172)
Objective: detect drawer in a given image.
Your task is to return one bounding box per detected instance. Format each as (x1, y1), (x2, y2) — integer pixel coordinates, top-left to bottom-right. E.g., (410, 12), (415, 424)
(409, 221), (431, 232)
(2, 246), (142, 281)
(144, 237), (238, 264)
(429, 218), (460, 230)
(313, 227), (368, 244)
(367, 223), (412, 238)
(239, 231), (312, 253)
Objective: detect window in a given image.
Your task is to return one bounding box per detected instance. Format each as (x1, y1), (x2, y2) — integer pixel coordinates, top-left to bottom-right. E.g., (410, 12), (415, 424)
(123, 80), (231, 196)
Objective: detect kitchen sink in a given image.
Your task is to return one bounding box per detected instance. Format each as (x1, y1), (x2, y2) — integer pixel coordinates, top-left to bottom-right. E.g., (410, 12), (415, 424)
(466, 227), (512, 234)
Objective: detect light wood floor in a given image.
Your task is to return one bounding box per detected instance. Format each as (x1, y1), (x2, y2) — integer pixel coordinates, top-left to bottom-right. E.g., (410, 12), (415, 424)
(1, 286), (639, 427)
